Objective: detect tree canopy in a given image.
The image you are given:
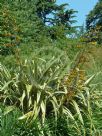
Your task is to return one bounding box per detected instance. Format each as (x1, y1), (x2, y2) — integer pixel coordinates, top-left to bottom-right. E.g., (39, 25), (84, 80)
(86, 0), (102, 30)
(85, 0), (102, 44)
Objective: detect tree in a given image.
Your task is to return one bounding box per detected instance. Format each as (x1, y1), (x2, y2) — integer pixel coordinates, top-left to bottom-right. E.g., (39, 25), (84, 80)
(43, 3), (77, 39)
(54, 4), (77, 26)
(86, 0), (102, 29)
(34, 0), (77, 38)
(86, 0), (102, 43)
(34, 0), (57, 24)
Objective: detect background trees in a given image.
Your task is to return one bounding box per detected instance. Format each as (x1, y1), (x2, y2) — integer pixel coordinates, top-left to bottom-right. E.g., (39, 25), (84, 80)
(86, 0), (102, 43)
(0, 0), (77, 55)
(86, 0), (102, 30)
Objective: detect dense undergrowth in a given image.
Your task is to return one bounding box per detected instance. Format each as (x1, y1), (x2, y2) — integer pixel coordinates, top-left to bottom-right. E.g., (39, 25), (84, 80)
(0, 43), (102, 136)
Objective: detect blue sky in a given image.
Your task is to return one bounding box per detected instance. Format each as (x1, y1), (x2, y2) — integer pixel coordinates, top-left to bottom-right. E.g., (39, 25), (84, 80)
(57, 0), (98, 26)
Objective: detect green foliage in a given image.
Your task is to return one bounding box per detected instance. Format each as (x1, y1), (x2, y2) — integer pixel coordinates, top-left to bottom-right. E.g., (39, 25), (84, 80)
(86, 0), (102, 43)
(0, 4), (20, 55)
(0, 0), (46, 55)
(86, 0), (102, 30)
(0, 105), (21, 136)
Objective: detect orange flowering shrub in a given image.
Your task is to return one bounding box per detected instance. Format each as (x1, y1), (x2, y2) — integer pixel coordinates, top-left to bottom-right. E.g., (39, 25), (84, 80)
(0, 7), (21, 55)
